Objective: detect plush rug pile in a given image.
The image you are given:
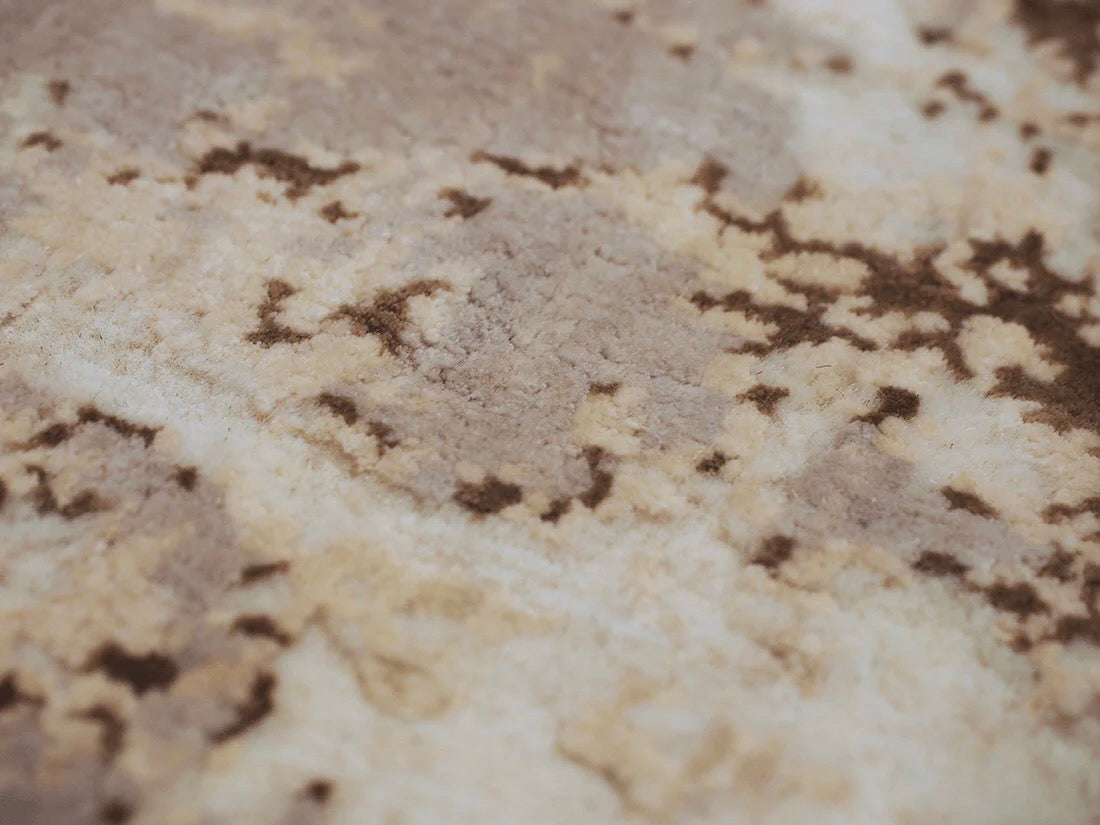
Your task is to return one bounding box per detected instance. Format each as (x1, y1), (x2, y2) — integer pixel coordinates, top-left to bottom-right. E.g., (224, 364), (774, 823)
(2, 0), (1100, 822)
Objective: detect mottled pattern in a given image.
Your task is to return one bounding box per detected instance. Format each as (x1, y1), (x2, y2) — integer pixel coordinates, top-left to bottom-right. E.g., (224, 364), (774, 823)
(1, 0), (1100, 822)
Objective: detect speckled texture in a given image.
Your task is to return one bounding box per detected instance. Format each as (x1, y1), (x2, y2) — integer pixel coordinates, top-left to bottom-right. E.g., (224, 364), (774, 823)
(2, 1), (1100, 823)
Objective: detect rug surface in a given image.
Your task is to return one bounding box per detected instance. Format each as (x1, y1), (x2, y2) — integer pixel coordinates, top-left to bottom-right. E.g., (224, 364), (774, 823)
(2, 0), (1100, 822)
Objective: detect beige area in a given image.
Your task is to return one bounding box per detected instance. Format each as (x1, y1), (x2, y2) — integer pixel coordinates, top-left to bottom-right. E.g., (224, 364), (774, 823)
(2, 0), (1100, 823)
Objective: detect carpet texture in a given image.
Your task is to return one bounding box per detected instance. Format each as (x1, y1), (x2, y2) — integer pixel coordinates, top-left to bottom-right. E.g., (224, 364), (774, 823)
(2, 0), (1100, 822)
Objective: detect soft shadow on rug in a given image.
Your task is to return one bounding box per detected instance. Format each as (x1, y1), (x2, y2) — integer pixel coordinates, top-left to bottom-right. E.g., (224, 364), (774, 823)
(1, 0), (1099, 822)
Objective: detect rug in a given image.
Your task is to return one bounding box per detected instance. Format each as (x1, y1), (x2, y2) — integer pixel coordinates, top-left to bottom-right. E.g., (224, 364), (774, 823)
(1, 0), (1099, 822)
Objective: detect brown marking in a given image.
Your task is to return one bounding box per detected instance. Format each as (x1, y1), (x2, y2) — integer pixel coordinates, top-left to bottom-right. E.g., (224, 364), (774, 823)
(174, 466), (197, 491)
(613, 9), (634, 24)
(79, 705), (125, 762)
(77, 406), (158, 447)
(99, 800), (133, 825)
(1019, 121), (1040, 139)
(25, 422), (73, 448)
(21, 131), (61, 151)
(1013, 0), (1100, 83)
(669, 44), (696, 61)
(912, 550), (969, 577)
(1051, 614), (1100, 645)
(439, 187), (492, 219)
(578, 446), (613, 509)
(918, 26), (953, 45)
(239, 560), (290, 585)
(191, 109), (228, 124)
(0, 478), (5, 512)
(752, 535), (795, 570)
(26, 465), (58, 515)
(304, 780), (333, 804)
(471, 150), (582, 189)
(936, 71), (998, 120)
(696, 451), (728, 475)
(941, 487), (997, 518)
(59, 490), (107, 520)
(231, 615), (292, 646)
(985, 581), (1048, 618)
(1029, 147), (1051, 175)
(921, 100), (945, 119)
(0, 673), (37, 713)
(454, 476), (523, 515)
(211, 672), (276, 742)
(690, 156), (728, 194)
(320, 200), (356, 223)
(784, 177), (821, 202)
(588, 381), (620, 395)
(738, 384), (789, 416)
(245, 279), (312, 348)
(317, 392), (358, 425)
(824, 55), (852, 74)
(332, 279), (449, 355)
(87, 644), (178, 695)
(855, 386), (920, 427)
(1037, 548), (1075, 581)
(367, 420), (400, 454)
(540, 497), (572, 523)
(107, 168), (140, 186)
(194, 142), (359, 199)
(48, 79), (70, 105)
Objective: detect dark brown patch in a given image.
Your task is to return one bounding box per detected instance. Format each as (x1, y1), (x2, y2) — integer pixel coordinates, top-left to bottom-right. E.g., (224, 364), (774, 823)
(174, 466), (198, 491)
(48, 79), (71, 105)
(784, 177), (821, 202)
(941, 487), (997, 518)
(1013, 0), (1100, 82)
(855, 386), (920, 427)
(936, 71), (998, 120)
(87, 644), (178, 695)
(304, 780), (333, 804)
(1019, 121), (1040, 139)
(918, 26), (953, 45)
(25, 422), (73, 448)
(317, 392), (358, 425)
(588, 381), (620, 396)
(231, 615), (292, 646)
(320, 200), (356, 223)
(738, 384), (789, 416)
(26, 465), (58, 515)
(578, 447), (614, 509)
(194, 142), (359, 199)
(59, 490), (107, 520)
(211, 672), (276, 742)
(1029, 147), (1051, 175)
(912, 550), (969, 577)
(696, 451), (728, 475)
(0, 478), (6, 512)
(0, 673), (36, 713)
(77, 406), (158, 447)
(752, 535), (795, 570)
(80, 705), (125, 762)
(471, 150), (582, 189)
(669, 44), (695, 61)
(824, 55), (852, 74)
(245, 279), (312, 348)
(21, 131), (61, 151)
(1050, 614), (1100, 645)
(107, 168), (140, 186)
(921, 100), (946, 119)
(690, 156), (728, 194)
(99, 800), (132, 825)
(1037, 548), (1075, 582)
(439, 187), (492, 219)
(332, 279), (449, 355)
(540, 497), (572, 523)
(613, 9), (634, 24)
(985, 581), (1048, 618)
(239, 560), (290, 585)
(454, 476), (523, 515)
(367, 420), (400, 454)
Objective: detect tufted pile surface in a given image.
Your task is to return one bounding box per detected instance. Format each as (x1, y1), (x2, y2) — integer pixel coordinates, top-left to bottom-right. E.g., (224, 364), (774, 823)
(2, 1), (1100, 822)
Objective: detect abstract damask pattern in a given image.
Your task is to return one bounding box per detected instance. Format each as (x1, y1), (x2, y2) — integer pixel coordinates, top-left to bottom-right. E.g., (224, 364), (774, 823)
(1, 0), (1099, 822)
